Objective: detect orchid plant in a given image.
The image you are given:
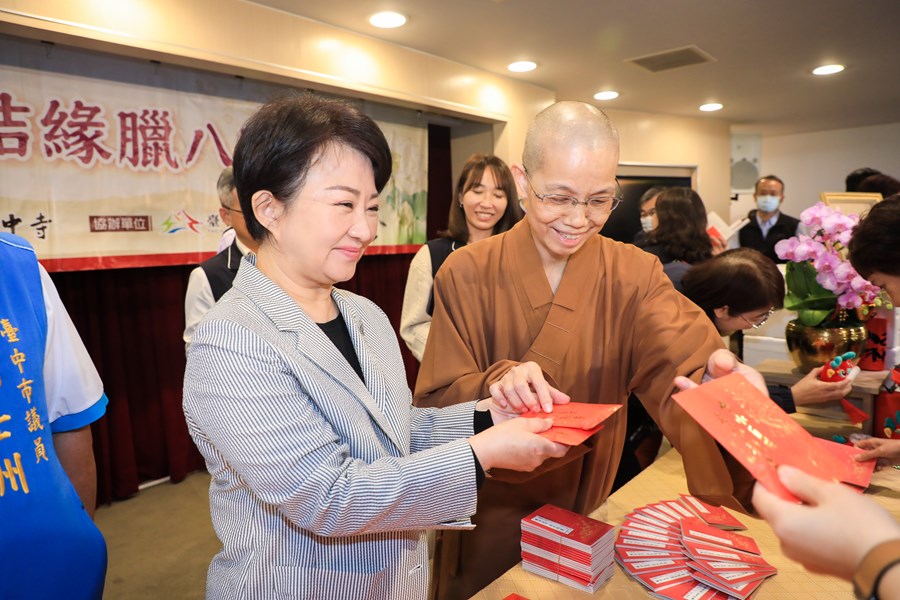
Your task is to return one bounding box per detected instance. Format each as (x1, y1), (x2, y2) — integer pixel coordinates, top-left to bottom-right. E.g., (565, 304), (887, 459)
(775, 202), (882, 327)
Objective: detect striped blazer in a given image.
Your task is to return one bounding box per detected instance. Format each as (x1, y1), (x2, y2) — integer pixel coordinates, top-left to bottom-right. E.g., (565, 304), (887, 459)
(183, 256), (479, 600)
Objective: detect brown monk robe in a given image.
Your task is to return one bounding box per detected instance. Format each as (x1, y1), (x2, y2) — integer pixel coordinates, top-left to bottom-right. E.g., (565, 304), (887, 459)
(414, 218), (755, 600)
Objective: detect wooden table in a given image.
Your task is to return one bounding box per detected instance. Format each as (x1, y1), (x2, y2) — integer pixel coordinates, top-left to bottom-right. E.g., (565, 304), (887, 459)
(473, 442), (900, 599)
(756, 358), (889, 436)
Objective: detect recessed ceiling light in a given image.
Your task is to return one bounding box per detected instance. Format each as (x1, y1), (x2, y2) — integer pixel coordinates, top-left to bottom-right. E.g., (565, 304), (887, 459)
(813, 64), (844, 76)
(699, 102), (723, 112)
(369, 11), (407, 28)
(507, 61), (537, 73)
(593, 91), (619, 101)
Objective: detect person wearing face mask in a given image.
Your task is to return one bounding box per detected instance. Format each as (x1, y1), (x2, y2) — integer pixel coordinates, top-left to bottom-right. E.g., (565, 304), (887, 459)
(632, 185), (665, 247)
(738, 174), (799, 263)
(400, 154), (522, 361)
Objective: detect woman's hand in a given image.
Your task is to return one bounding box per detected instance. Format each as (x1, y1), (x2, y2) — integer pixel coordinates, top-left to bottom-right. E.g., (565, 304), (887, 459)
(791, 366), (853, 406)
(752, 465), (900, 581)
(468, 417), (569, 472)
(855, 437), (900, 465)
(488, 361), (570, 414)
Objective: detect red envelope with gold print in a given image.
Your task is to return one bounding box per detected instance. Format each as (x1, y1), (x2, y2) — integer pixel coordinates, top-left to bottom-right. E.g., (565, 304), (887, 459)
(673, 373), (874, 502)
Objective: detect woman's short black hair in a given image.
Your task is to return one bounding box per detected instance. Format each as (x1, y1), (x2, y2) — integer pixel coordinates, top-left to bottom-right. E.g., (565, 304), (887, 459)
(682, 248), (785, 319)
(645, 187), (712, 264)
(849, 194), (900, 277)
(232, 94), (393, 242)
(442, 154), (522, 243)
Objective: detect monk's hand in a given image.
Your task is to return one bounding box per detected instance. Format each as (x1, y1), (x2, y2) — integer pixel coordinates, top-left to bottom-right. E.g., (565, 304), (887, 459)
(673, 349), (767, 395)
(488, 361), (570, 414)
(469, 417), (569, 472)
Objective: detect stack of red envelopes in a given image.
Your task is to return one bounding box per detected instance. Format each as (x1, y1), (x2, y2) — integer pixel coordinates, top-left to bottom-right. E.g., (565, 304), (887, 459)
(615, 497), (777, 599)
(520, 504), (616, 593)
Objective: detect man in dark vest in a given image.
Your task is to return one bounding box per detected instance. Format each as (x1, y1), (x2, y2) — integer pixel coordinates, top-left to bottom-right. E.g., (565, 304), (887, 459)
(183, 167), (259, 350)
(739, 174), (799, 263)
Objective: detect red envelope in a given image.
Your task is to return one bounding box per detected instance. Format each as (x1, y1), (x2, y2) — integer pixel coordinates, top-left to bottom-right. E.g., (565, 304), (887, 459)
(678, 495), (747, 530)
(672, 373), (874, 502)
(521, 402), (621, 429)
(521, 402), (621, 445)
(679, 518), (761, 555)
(814, 437), (876, 490)
(538, 423), (604, 446)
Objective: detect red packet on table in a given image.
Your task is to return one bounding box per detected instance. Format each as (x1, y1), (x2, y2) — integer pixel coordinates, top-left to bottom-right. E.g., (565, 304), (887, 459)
(672, 373), (874, 502)
(616, 546), (685, 562)
(627, 567), (693, 593)
(521, 402), (621, 446)
(690, 570), (765, 600)
(689, 557), (776, 578)
(679, 518), (761, 555)
(681, 538), (771, 567)
(678, 494), (747, 530)
(521, 504), (615, 552)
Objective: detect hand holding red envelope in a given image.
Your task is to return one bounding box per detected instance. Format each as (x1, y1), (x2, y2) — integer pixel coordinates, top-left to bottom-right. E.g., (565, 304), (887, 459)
(520, 402), (621, 445)
(672, 372), (876, 502)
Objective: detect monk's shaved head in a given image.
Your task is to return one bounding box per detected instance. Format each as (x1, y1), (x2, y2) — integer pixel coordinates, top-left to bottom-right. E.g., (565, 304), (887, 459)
(522, 101), (619, 173)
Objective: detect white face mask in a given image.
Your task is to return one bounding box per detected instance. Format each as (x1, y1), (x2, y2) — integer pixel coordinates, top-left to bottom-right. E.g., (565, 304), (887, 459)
(756, 195), (780, 213)
(640, 216), (655, 232)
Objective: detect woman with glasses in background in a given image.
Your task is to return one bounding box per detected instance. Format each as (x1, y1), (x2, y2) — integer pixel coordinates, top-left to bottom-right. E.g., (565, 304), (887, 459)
(681, 248), (852, 413)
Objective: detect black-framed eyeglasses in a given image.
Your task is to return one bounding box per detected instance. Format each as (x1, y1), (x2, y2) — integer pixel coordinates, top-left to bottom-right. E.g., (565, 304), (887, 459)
(740, 307), (776, 329)
(221, 205), (243, 214)
(523, 169), (622, 216)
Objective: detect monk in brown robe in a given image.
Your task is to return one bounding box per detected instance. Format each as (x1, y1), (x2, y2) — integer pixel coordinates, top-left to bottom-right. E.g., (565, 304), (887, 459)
(414, 101), (761, 600)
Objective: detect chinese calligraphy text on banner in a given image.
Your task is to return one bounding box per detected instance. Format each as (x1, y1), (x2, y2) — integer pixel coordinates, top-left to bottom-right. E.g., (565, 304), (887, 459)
(0, 36), (428, 271)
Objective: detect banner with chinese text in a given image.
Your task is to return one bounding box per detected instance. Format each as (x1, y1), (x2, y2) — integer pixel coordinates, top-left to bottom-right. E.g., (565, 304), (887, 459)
(0, 36), (427, 271)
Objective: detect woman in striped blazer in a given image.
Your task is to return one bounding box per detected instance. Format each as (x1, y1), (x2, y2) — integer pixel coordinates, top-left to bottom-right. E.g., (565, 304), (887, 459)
(182, 95), (568, 600)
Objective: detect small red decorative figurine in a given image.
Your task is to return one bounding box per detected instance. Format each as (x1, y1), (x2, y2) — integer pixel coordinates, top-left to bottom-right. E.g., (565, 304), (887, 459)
(819, 352), (868, 423)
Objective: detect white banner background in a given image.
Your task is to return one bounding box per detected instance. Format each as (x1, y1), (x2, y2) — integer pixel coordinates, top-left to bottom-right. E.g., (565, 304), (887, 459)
(0, 36), (427, 270)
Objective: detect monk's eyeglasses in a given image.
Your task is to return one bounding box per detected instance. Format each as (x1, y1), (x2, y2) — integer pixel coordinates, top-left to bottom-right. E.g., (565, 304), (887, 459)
(523, 170), (622, 216)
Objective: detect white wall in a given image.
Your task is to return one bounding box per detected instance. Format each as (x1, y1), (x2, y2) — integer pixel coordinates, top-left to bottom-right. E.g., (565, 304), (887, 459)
(760, 122), (900, 217)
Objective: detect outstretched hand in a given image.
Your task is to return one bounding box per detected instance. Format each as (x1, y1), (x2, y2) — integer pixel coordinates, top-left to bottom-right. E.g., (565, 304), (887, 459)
(855, 437), (900, 465)
(673, 348), (767, 394)
(752, 465), (900, 580)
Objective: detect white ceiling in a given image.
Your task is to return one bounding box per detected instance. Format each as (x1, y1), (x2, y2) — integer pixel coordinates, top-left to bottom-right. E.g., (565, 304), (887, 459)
(249, 0), (900, 136)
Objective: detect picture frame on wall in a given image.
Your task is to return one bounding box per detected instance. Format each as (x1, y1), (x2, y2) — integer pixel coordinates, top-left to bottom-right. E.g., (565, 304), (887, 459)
(820, 192), (883, 217)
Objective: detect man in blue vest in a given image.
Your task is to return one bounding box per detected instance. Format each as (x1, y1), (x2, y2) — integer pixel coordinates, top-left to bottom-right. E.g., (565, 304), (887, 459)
(183, 166), (259, 350)
(0, 232), (108, 599)
(738, 174), (800, 263)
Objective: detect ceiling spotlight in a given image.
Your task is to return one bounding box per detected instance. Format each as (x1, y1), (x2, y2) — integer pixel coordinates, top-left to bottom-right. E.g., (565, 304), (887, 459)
(593, 91), (619, 101)
(369, 11), (407, 28)
(813, 64), (844, 76)
(699, 103), (723, 112)
(507, 61), (537, 73)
